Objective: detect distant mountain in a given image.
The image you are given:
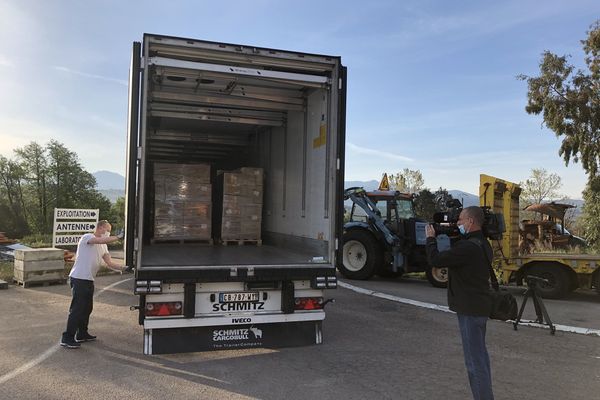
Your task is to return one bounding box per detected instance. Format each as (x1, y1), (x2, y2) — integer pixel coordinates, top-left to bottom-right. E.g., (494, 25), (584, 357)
(448, 190), (479, 208)
(93, 171), (125, 190)
(344, 180), (379, 191)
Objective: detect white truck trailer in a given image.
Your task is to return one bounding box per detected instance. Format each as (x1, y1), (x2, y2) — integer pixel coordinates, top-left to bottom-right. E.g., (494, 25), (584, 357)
(125, 34), (346, 354)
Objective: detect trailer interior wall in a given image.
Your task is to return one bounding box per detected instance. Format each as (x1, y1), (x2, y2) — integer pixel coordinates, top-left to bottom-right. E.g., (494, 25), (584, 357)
(256, 88), (334, 258)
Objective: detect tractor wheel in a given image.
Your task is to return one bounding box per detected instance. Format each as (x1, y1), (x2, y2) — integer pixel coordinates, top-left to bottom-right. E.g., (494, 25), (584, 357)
(528, 264), (570, 299)
(426, 267), (448, 288)
(340, 229), (382, 280)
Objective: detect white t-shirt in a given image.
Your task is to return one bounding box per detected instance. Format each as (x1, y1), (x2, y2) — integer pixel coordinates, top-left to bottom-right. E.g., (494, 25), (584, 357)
(69, 233), (109, 281)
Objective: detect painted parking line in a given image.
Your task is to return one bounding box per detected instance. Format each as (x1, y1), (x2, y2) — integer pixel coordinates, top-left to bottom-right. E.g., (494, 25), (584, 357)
(338, 280), (600, 338)
(0, 277), (133, 384)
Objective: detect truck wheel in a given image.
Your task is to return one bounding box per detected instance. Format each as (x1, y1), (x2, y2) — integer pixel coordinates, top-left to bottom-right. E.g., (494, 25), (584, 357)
(340, 230), (382, 280)
(426, 267), (448, 288)
(528, 265), (569, 299)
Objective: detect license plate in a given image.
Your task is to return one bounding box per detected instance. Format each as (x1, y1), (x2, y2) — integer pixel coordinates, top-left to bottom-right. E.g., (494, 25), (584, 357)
(219, 291), (259, 303)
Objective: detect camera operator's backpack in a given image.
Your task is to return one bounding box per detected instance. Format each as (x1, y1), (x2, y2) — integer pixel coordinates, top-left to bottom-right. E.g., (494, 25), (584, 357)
(469, 238), (518, 321)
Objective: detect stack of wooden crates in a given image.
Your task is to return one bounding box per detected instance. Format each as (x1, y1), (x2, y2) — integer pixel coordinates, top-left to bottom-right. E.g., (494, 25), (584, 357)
(13, 248), (65, 287)
(218, 167), (264, 245)
(153, 163), (212, 243)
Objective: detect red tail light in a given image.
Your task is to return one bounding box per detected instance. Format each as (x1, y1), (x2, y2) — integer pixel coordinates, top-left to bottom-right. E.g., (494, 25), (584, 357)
(145, 301), (183, 316)
(294, 297), (324, 310)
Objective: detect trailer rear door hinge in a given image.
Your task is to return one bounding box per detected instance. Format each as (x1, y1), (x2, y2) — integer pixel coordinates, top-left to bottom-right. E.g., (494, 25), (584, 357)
(137, 146), (143, 160)
(339, 78), (342, 90)
(230, 267), (238, 277)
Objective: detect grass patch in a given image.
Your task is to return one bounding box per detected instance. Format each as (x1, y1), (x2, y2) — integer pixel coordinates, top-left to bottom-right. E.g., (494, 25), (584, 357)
(404, 272), (426, 279)
(0, 261), (13, 282)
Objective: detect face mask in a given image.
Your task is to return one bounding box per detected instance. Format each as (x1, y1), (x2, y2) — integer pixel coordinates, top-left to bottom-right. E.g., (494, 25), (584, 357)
(458, 224), (466, 235)
(104, 231), (111, 237)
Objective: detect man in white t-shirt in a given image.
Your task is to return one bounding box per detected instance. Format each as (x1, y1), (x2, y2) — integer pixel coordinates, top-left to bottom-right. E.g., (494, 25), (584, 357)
(60, 220), (127, 349)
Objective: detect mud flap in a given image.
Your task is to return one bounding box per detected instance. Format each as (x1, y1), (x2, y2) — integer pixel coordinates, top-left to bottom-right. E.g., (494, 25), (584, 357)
(144, 321), (323, 354)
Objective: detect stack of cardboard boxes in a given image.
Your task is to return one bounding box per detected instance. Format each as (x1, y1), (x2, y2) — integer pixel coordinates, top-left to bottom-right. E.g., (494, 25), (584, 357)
(218, 167), (264, 242)
(153, 163), (212, 242)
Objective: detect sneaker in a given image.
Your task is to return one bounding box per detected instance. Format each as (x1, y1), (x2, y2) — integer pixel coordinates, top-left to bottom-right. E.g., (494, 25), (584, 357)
(75, 332), (97, 342)
(60, 338), (81, 349)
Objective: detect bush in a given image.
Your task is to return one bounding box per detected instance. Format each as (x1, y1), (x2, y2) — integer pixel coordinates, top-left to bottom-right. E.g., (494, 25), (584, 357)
(20, 234), (53, 248)
(0, 261), (12, 281)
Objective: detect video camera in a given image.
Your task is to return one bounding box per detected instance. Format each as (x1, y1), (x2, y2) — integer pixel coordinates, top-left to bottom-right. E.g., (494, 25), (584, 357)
(431, 199), (506, 240)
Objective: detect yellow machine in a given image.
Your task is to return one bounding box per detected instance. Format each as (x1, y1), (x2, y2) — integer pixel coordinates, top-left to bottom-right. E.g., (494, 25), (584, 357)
(480, 174), (600, 299)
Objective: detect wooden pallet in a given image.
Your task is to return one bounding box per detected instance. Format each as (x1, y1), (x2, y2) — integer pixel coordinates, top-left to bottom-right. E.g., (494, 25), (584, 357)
(13, 279), (67, 288)
(150, 238), (214, 245)
(220, 239), (262, 246)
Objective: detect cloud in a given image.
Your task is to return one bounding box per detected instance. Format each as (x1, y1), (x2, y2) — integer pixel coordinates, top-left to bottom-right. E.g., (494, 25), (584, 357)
(346, 142), (414, 162)
(0, 117), (59, 157)
(53, 66), (127, 86)
(0, 55), (13, 67)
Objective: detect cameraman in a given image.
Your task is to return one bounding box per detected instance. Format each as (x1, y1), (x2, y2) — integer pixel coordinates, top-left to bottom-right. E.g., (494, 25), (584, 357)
(425, 206), (494, 400)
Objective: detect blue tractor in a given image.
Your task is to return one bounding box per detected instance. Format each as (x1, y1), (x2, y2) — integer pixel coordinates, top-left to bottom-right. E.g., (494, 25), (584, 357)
(339, 187), (448, 288)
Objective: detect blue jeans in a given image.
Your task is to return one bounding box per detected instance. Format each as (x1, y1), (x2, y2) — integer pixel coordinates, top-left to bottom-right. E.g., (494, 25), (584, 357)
(457, 314), (494, 400)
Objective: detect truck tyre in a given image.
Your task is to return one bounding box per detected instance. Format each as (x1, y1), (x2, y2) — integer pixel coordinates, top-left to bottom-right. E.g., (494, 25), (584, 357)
(340, 230), (382, 280)
(426, 267), (448, 288)
(528, 264), (569, 299)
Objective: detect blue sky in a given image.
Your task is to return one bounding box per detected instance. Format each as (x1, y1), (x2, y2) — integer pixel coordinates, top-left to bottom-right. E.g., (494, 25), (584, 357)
(1, 0), (598, 198)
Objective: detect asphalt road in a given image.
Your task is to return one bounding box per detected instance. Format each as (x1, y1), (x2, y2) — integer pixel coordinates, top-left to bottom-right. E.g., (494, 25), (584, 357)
(0, 274), (599, 400)
(351, 274), (600, 330)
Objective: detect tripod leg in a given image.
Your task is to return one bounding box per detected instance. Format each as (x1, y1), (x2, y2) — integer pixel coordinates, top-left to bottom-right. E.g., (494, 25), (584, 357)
(532, 293), (544, 324)
(533, 291), (556, 335)
(514, 289), (530, 331)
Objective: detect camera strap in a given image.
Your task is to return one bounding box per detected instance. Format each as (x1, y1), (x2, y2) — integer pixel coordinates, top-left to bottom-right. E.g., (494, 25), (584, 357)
(468, 237), (500, 292)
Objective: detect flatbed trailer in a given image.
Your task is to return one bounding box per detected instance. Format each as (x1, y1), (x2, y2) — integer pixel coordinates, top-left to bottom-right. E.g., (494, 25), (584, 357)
(480, 174), (600, 299)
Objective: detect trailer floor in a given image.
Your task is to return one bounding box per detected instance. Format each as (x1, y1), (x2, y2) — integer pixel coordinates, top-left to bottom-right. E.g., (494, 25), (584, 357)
(140, 243), (321, 266)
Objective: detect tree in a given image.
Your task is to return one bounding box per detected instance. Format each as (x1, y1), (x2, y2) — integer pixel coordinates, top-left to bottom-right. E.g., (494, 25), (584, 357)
(581, 177), (600, 250)
(520, 168), (562, 206)
(519, 21), (600, 177)
(0, 156), (29, 236)
(388, 168), (425, 194)
(0, 140), (113, 237)
(414, 189), (436, 220)
(520, 21), (600, 245)
(14, 142), (48, 233)
(109, 197), (126, 232)
(414, 188), (455, 221)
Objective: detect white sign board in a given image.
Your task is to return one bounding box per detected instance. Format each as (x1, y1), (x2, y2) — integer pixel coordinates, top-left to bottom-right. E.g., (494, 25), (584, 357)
(53, 208), (99, 247)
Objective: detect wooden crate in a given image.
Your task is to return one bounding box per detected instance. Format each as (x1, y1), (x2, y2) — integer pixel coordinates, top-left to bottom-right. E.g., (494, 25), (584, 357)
(13, 248), (65, 288)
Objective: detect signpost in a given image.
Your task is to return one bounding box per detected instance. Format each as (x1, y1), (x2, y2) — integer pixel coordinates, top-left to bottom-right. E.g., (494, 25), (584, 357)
(53, 208), (99, 247)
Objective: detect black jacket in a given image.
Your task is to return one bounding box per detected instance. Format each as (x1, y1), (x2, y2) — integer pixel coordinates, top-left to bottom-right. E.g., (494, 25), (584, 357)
(425, 230), (492, 317)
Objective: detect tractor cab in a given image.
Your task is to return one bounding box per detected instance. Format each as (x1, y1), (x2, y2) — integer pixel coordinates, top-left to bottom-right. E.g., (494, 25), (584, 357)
(348, 190), (415, 235)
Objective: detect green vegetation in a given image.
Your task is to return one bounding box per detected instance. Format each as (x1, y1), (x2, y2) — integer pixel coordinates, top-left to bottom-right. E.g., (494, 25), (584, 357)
(520, 20), (600, 251)
(0, 140), (125, 240)
(0, 261), (12, 282)
(20, 234), (53, 248)
(384, 168), (455, 221)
